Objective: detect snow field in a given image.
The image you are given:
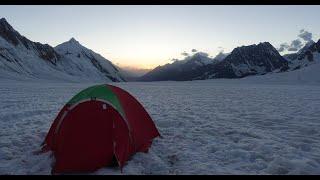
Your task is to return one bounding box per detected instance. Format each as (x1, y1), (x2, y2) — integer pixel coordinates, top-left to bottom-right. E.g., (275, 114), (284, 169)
(0, 80), (320, 174)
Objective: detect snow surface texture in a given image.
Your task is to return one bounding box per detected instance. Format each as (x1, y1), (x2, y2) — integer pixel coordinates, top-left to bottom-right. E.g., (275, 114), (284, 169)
(1, 66), (320, 174)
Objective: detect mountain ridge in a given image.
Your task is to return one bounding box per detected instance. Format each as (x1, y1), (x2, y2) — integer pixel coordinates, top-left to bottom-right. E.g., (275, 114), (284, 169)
(139, 42), (290, 81)
(0, 18), (125, 82)
(1, 17), (319, 82)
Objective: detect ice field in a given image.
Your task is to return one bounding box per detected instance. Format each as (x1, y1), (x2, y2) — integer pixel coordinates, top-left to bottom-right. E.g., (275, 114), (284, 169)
(0, 78), (320, 174)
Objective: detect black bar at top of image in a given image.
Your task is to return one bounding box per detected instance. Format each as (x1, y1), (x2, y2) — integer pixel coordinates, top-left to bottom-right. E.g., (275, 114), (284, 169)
(1, 0), (319, 5)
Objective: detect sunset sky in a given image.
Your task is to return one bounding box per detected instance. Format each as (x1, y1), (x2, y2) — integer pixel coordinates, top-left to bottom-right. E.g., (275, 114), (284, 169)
(1, 5), (319, 69)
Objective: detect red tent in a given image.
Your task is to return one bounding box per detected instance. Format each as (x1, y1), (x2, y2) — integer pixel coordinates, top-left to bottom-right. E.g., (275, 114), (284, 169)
(41, 84), (160, 174)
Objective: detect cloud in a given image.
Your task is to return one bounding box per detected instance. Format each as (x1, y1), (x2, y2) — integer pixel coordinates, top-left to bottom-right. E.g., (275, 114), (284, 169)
(181, 52), (189, 56)
(191, 49), (197, 53)
(171, 58), (179, 62)
(277, 43), (289, 52)
(197, 52), (209, 57)
(277, 29), (313, 52)
(217, 47), (226, 53)
(214, 49), (230, 61)
(298, 29), (313, 42)
(218, 49), (224, 53)
(287, 39), (303, 51)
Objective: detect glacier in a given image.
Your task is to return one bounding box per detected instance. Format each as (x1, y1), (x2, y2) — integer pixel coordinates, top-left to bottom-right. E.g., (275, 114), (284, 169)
(1, 64), (320, 174)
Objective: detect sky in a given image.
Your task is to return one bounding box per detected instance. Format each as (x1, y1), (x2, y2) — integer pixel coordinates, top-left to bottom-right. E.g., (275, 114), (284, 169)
(0, 5), (319, 69)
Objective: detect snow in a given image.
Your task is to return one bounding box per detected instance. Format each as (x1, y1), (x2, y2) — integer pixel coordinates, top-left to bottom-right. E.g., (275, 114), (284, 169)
(0, 36), (86, 82)
(213, 52), (230, 62)
(237, 58), (320, 86)
(297, 40), (315, 54)
(1, 61), (320, 175)
(54, 38), (124, 82)
(168, 52), (214, 68)
(1, 72), (320, 174)
(231, 63), (267, 77)
(285, 41), (320, 71)
(0, 35), (124, 83)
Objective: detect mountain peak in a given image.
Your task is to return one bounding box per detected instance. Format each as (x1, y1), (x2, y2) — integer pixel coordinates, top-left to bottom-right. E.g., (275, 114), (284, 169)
(0, 17), (14, 31)
(214, 51), (230, 61)
(55, 37), (91, 56)
(233, 42), (276, 54)
(0, 18), (10, 25)
(297, 40), (316, 54)
(258, 42), (273, 48)
(68, 37), (80, 44)
(55, 37), (83, 50)
(0, 17), (23, 46)
(0, 17), (7, 22)
(304, 40), (316, 47)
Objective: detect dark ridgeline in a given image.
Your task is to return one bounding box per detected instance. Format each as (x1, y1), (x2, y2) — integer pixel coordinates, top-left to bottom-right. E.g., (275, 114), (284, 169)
(0, 18), (60, 65)
(283, 40), (320, 70)
(139, 42), (289, 81)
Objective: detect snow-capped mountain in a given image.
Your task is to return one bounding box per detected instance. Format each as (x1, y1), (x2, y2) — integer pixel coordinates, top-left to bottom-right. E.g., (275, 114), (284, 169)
(213, 51), (230, 62)
(0, 18), (124, 82)
(283, 40), (315, 62)
(198, 42), (289, 79)
(54, 38), (125, 82)
(0, 18), (63, 80)
(139, 52), (215, 81)
(185, 52), (214, 66)
(297, 40), (316, 54)
(284, 39), (320, 70)
(140, 42), (289, 81)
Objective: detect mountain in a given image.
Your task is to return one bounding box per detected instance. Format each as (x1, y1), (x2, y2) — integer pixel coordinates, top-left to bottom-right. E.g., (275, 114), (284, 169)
(197, 42), (289, 79)
(54, 38), (125, 82)
(139, 42), (289, 81)
(284, 39), (320, 70)
(139, 52), (216, 81)
(283, 40), (315, 62)
(0, 18), (124, 82)
(213, 51), (230, 62)
(297, 40), (316, 54)
(116, 66), (151, 81)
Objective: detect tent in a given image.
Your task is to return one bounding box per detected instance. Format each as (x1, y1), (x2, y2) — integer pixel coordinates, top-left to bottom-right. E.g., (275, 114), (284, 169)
(41, 84), (160, 174)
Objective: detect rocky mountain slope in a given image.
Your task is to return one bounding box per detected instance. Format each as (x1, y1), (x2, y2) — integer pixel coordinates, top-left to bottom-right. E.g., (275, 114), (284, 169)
(140, 42), (289, 81)
(0, 18), (124, 82)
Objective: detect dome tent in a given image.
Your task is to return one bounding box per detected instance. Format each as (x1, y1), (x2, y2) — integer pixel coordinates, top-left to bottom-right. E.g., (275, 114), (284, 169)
(41, 84), (160, 174)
